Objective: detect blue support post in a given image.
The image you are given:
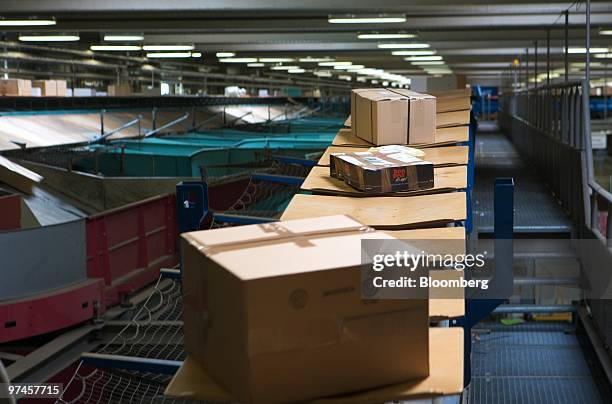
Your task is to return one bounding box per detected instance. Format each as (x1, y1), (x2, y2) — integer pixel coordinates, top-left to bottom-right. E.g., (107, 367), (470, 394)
(176, 181), (210, 234)
(465, 110), (477, 234)
(81, 353), (182, 375)
(455, 177), (514, 387)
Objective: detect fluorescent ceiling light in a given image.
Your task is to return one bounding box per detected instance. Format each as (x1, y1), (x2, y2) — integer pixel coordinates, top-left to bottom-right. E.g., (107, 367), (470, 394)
(329, 14), (406, 24)
(599, 29), (612, 35)
(411, 61), (445, 65)
(146, 52), (193, 58)
(216, 52), (235, 57)
(404, 55), (443, 61)
(191, 52), (202, 58)
(19, 34), (79, 42)
(270, 65), (299, 70)
(594, 53), (612, 58)
(358, 33), (415, 39)
(378, 43), (430, 49)
(104, 34), (144, 41)
(314, 70), (333, 77)
(335, 64), (365, 70)
(143, 45), (194, 51)
(392, 50), (436, 56)
(338, 75), (352, 81)
(91, 45), (142, 51)
(288, 69), (305, 73)
(259, 57), (294, 62)
(0, 18), (56, 26)
(219, 57), (258, 63)
(567, 47), (608, 54)
(247, 62), (265, 67)
(318, 61), (352, 66)
(299, 57), (334, 62)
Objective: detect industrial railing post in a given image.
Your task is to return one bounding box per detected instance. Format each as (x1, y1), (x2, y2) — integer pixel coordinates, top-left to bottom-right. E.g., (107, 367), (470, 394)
(565, 10), (569, 82)
(152, 108), (157, 130)
(100, 109), (105, 135)
(586, 0), (591, 86)
(547, 29), (551, 86)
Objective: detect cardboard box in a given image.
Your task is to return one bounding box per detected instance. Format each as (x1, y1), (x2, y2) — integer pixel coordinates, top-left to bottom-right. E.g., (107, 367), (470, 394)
(108, 83), (132, 96)
(181, 215), (429, 404)
(32, 80), (57, 96)
(0, 79), (32, 96)
(55, 80), (68, 96)
(330, 149), (434, 194)
(351, 89), (436, 145)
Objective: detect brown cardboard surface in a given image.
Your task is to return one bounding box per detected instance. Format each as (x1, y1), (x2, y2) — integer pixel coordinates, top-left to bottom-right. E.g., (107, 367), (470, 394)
(344, 115), (351, 127)
(0, 79), (32, 96)
(55, 80), (68, 96)
(353, 89), (409, 145)
(181, 215), (429, 403)
(333, 126), (469, 148)
(319, 146), (468, 167)
(32, 80), (57, 96)
(437, 97), (471, 113)
(430, 88), (472, 99)
(386, 226), (465, 241)
(303, 166), (467, 197)
(437, 110), (471, 128)
(387, 89), (436, 144)
(281, 192), (466, 229)
(165, 328), (463, 403)
(0, 156), (43, 194)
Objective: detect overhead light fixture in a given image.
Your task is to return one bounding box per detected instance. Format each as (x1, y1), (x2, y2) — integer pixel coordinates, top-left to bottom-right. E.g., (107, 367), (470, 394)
(358, 33), (415, 39)
(299, 57), (334, 62)
(216, 52), (236, 57)
(338, 75), (352, 81)
(146, 52), (193, 58)
(91, 45), (142, 51)
(594, 53), (612, 58)
(411, 61), (445, 65)
(247, 62), (265, 67)
(104, 34), (144, 41)
(259, 57), (295, 63)
(19, 34), (79, 42)
(288, 69), (305, 73)
(143, 45), (194, 51)
(191, 52), (202, 58)
(404, 55), (443, 61)
(392, 50), (436, 56)
(567, 47), (608, 54)
(318, 61), (352, 66)
(0, 18), (56, 26)
(335, 64), (365, 70)
(219, 57), (258, 63)
(270, 65), (299, 70)
(314, 70), (333, 77)
(599, 29), (612, 35)
(328, 14), (406, 24)
(378, 43), (430, 49)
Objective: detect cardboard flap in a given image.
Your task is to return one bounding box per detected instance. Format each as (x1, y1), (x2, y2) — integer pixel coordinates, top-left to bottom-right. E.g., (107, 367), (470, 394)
(355, 89), (407, 102)
(164, 328), (463, 403)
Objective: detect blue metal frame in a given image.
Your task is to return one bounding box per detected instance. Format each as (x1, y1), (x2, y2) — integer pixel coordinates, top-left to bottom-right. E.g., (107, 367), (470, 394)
(81, 353), (182, 375)
(213, 213), (276, 225)
(176, 181), (210, 234)
(454, 177), (514, 387)
(251, 173), (305, 186)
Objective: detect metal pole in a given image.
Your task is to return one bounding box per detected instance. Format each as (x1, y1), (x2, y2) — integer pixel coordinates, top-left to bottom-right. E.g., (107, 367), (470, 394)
(547, 29), (551, 86)
(526, 48), (530, 89)
(534, 40), (538, 86)
(586, 0), (591, 85)
(565, 10), (569, 83)
(100, 109), (105, 135)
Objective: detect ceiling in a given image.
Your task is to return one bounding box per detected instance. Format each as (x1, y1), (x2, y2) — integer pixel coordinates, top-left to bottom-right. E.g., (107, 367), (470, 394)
(0, 1), (611, 86)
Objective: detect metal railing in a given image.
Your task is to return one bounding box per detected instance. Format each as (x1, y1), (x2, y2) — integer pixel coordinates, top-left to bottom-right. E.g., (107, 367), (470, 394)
(500, 79), (612, 245)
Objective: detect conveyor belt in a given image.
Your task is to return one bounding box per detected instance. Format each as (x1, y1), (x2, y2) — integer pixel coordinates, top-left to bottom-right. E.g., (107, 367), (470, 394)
(473, 123), (573, 234)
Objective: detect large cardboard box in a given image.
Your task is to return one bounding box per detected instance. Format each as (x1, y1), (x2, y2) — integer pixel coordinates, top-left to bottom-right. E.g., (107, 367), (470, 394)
(181, 215), (429, 404)
(0, 79), (32, 96)
(32, 80), (57, 96)
(330, 149), (434, 193)
(108, 83), (132, 96)
(55, 80), (68, 96)
(351, 89), (436, 145)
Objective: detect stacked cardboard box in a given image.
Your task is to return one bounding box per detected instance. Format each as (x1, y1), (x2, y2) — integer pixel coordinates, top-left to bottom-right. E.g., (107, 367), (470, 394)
(351, 88), (436, 145)
(180, 215), (430, 403)
(107, 84), (132, 96)
(0, 79), (32, 96)
(32, 80), (57, 96)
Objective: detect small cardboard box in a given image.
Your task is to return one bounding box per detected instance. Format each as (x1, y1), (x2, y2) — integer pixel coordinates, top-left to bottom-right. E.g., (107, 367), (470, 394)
(330, 149), (434, 194)
(181, 215), (429, 404)
(32, 80), (57, 96)
(0, 79), (32, 96)
(351, 89), (436, 145)
(108, 83), (132, 96)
